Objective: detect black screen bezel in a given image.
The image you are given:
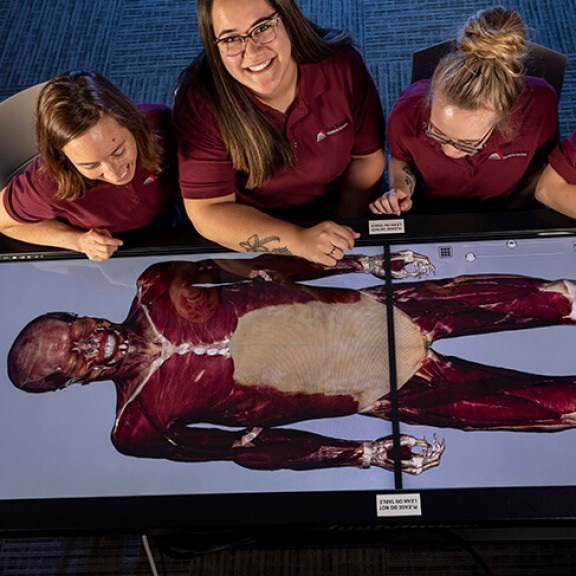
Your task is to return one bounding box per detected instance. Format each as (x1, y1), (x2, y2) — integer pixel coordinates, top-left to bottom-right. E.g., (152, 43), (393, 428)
(2, 209), (576, 536)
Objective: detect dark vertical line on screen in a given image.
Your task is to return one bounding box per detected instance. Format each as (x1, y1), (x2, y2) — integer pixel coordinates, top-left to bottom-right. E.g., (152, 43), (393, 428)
(383, 243), (403, 490)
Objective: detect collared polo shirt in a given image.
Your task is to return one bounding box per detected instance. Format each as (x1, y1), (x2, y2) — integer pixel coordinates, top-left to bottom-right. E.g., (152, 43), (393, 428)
(3, 105), (177, 233)
(175, 45), (384, 220)
(549, 130), (576, 184)
(387, 77), (558, 207)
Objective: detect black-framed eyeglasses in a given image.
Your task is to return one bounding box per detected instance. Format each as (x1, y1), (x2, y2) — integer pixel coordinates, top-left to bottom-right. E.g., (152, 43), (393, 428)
(423, 120), (495, 156)
(214, 15), (281, 57)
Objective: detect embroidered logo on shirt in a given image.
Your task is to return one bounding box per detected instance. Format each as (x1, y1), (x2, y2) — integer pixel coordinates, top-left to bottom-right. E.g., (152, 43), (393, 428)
(143, 174), (157, 185)
(488, 151), (530, 160)
(316, 120), (349, 143)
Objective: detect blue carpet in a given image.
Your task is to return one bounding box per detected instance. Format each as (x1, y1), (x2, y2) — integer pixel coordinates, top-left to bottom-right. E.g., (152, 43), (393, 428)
(1, 0), (574, 137)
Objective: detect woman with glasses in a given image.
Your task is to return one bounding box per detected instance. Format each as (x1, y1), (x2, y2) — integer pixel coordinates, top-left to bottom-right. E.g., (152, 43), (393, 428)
(0, 70), (178, 260)
(370, 6), (558, 216)
(174, 0), (385, 265)
(535, 131), (576, 218)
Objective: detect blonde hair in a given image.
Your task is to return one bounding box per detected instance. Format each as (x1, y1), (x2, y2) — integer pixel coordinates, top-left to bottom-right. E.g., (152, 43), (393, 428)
(430, 7), (526, 121)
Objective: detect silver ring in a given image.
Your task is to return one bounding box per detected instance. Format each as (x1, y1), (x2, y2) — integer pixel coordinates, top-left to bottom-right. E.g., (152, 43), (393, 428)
(329, 246), (337, 257)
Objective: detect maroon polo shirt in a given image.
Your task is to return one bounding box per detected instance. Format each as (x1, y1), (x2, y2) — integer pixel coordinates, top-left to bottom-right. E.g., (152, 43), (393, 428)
(387, 77), (558, 207)
(548, 130), (576, 184)
(3, 104), (177, 233)
(174, 45), (384, 220)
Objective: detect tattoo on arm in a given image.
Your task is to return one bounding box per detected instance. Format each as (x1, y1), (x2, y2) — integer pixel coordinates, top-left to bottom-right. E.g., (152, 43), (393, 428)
(403, 167), (416, 196)
(239, 234), (292, 255)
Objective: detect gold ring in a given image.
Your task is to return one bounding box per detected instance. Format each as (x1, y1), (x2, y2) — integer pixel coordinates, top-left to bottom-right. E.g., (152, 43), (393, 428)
(329, 246), (337, 257)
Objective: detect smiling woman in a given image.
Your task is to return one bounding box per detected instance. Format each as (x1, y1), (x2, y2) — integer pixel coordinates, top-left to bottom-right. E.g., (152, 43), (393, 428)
(0, 70), (178, 260)
(174, 0), (386, 267)
(61, 115), (139, 188)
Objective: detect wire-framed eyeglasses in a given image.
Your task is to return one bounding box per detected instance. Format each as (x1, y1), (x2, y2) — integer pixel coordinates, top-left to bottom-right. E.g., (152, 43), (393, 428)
(214, 15), (281, 57)
(423, 120), (495, 156)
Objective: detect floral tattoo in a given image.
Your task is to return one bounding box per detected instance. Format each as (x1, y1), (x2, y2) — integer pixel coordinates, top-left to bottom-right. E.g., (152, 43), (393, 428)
(239, 234), (292, 255)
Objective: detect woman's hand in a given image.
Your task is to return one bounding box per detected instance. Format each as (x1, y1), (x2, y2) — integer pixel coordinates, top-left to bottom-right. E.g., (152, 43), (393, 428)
(369, 188), (413, 216)
(77, 228), (123, 261)
(294, 221), (360, 266)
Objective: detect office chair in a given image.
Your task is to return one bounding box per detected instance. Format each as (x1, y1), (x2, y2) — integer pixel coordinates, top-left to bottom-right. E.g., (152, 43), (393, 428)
(411, 41), (567, 98)
(0, 82), (47, 189)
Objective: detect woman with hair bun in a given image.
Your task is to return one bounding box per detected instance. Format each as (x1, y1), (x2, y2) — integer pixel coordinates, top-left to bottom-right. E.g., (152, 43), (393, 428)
(370, 6), (559, 215)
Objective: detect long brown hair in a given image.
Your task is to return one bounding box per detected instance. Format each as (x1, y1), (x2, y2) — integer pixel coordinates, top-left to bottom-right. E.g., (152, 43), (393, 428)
(179, 0), (352, 189)
(36, 70), (161, 201)
(430, 6), (526, 129)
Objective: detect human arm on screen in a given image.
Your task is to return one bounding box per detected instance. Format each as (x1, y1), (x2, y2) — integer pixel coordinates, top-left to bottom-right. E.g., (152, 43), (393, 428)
(336, 149), (386, 218)
(136, 250), (434, 309)
(369, 157), (417, 216)
(113, 418), (443, 474)
(184, 195), (360, 267)
(0, 188), (123, 260)
(535, 164), (576, 219)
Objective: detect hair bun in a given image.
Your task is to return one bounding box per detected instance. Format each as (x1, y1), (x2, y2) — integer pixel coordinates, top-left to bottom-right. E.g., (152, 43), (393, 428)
(458, 6), (526, 70)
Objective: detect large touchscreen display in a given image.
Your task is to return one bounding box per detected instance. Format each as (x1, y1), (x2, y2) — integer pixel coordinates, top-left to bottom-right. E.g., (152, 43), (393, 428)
(3, 236), (576, 528)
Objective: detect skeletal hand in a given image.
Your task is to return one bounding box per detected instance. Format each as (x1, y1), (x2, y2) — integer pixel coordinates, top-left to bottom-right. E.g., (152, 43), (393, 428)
(391, 250), (435, 279)
(363, 433), (445, 475)
(356, 255), (386, 278)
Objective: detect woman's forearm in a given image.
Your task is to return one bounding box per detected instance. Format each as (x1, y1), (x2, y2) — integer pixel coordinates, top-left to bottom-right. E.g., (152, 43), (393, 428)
(0, 218), (87, 251)
(184, 197), (359, 266)
(337, 150), (386, 218)
(388, 157), (417, 197)
(535, 164), (576, 219)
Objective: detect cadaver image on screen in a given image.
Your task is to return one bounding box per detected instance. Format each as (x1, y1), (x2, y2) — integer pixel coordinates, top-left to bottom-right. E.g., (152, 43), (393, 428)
(7, 242), (576, 486)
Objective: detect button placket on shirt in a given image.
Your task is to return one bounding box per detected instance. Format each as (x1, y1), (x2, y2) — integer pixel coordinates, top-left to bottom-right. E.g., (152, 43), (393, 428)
(286, 98), (310, 153)
(126, 181), (140, 207)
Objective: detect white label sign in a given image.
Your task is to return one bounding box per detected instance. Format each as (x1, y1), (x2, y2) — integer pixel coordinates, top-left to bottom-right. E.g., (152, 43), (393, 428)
(376, 493), (422, 517)
(368, 219), (405, 235)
